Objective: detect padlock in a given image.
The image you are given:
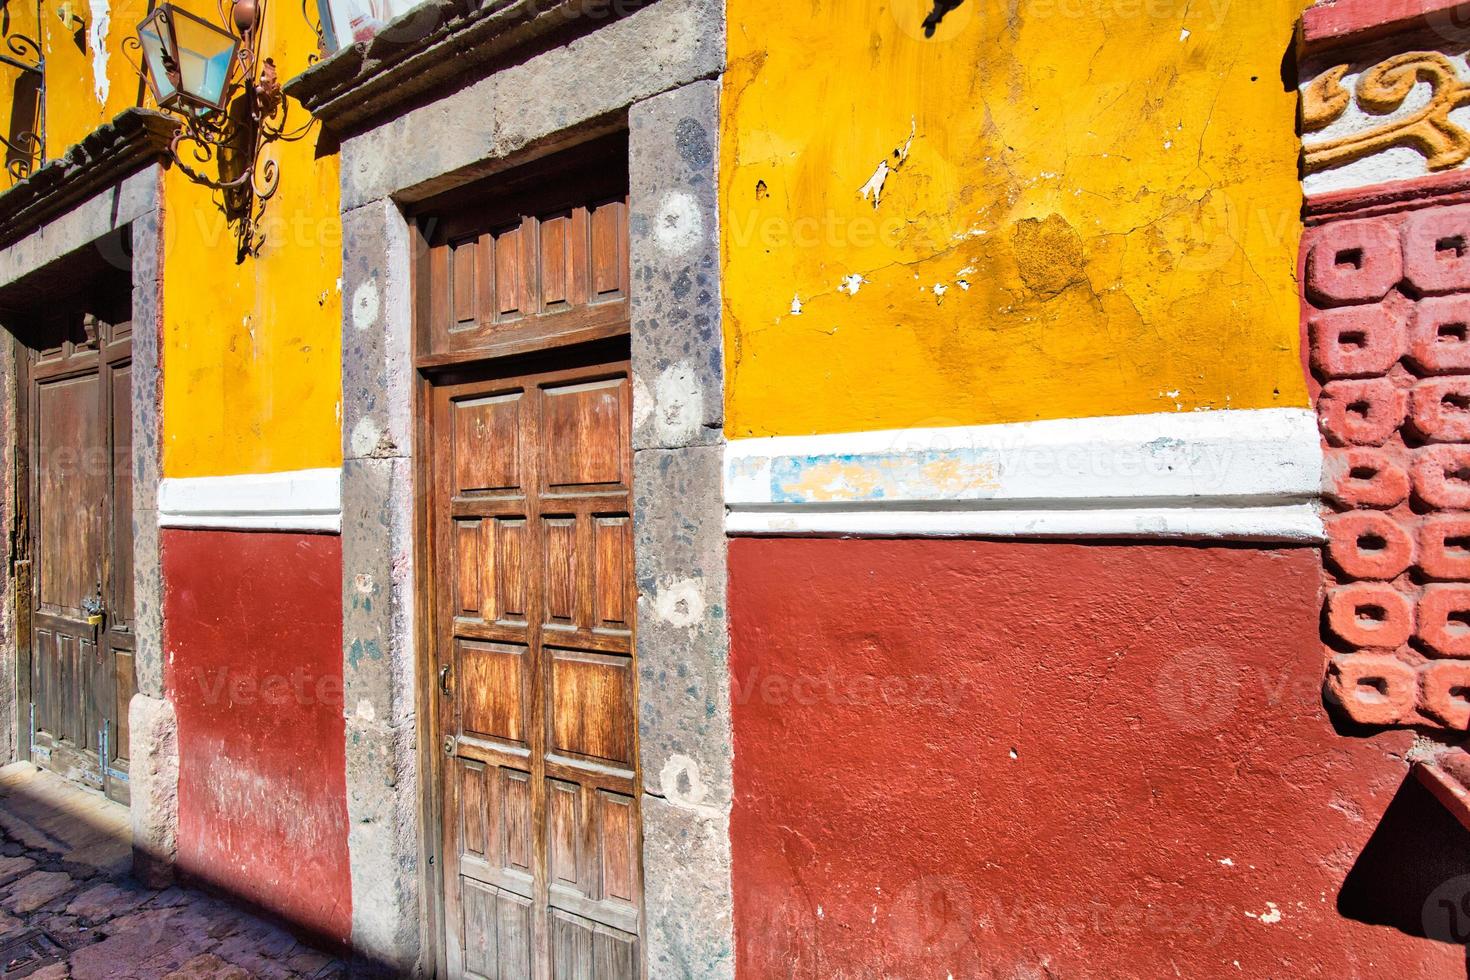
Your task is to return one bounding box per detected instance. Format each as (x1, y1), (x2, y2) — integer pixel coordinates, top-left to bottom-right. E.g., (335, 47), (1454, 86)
(87, 613), (103, 627)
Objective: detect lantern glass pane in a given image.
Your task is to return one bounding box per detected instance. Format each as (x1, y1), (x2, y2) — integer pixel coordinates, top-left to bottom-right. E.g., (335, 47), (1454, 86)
(171, 11), (236, 108)
(138, 9), (177, 106)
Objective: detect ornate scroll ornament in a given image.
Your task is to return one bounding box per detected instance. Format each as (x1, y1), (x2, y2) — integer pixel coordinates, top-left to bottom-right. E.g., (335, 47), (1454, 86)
(0, 0), (44, 183)
(1303, 52), (1470, 174)
(123, 0), (317, 262)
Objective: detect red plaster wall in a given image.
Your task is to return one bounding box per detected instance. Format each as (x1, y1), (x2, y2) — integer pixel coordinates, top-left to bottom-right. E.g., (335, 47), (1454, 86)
(729, 538), (1465, 978)
(163, 528), (350, 946)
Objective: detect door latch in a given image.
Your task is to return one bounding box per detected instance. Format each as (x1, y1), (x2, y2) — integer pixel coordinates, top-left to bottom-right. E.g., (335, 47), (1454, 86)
(438, 664), (452, 697)
(81, 586), (104, 628)
(442, 735), (456, 756)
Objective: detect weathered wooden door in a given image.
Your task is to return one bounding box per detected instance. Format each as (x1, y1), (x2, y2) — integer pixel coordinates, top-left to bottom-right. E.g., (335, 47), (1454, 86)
(19, 306), (135, 804)
(431, 355), (640, 980)
(419, 141), (641, 980)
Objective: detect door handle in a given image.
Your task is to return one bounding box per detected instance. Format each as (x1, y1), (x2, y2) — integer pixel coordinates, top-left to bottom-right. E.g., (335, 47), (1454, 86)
(439, 664), (452, 696)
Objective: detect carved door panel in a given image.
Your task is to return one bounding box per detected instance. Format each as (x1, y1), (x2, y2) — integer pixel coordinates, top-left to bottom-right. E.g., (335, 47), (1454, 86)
(431, 353), (640, 980)
(22, 308), (135, 805)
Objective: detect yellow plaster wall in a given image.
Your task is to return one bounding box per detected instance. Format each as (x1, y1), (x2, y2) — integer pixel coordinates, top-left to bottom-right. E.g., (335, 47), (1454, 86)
(0, 0), (341, 477)
(722, 0), (1311, 438)
(43, 0), (150, 153)
(0, 0), (144, 179)
(159, 4), (341, 478)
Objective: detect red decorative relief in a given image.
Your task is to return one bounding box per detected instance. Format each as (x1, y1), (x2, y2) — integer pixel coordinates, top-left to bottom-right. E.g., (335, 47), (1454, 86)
(1310, 202), (1470, 729)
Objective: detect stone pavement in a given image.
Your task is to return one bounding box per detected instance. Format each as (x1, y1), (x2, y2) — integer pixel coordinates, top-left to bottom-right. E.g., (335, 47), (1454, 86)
(0, 762), (347, 979)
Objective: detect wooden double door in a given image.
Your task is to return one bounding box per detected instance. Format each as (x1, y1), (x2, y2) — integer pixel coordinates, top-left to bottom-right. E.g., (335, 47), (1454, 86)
(18, 304), (136, 804)
(420, 139), (642, 980)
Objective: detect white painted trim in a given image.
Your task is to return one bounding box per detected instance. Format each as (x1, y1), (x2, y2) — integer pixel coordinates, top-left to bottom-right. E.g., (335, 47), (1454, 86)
(158, 467), (342, 532)
(724, 408), (1324, 542)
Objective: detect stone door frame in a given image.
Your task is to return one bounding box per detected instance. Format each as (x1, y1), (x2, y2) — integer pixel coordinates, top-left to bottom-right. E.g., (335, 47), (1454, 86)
(332, 1), (735, 974)
(0, 164), (170, 877)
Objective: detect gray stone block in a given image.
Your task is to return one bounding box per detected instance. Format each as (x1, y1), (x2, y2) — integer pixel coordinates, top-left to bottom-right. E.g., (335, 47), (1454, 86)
(128, 693), (177, 887)
(344, 715), (424, 976)
(633, 445), (731, 807)
(132, 508), (163, 699)
(341, 456), (417, 728)
(641, 793), (734, 980)
(341, 200), (414, 462)
(340, 0), (724, 208)
(630, 80), (723, 451)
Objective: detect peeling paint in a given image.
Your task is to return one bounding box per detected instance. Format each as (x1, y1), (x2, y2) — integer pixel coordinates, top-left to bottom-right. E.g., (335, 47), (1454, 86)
(723, 1), (1309, 435)
(87, 0), (110, 104)
(770, 449), (1002, 503)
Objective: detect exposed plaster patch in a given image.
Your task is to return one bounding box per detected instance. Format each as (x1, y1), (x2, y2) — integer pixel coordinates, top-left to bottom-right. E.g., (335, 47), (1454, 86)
(838, 274), (866, 296)
(1244, 901), (1282, 925)
(351, 280), (380, 332)
(858, 118), (916, 209)
(653, 190), (702, 255)
(88, 0), (111, 104)
(653, 576), (705, 629)
(654, 362), (702, 444)
(789, 293), (803, 315)
(355, 699), (376, 722)
(349, 416), (384, 458)
(632, 375), (654, 431)
(658, 754), (721, 815)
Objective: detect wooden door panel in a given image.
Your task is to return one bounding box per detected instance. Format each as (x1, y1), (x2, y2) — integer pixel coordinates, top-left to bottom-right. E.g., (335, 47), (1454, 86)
(547, 649), (633, 767)
(36, 373), (103, 615)
(460, 640), (530, 747)
(548, 910), (638, 980)
(416, 141), (630, 367)
(463, 879), (534, 980)
(433, 354), (639, 980)
(22, 308), (135, 804)
(541, 378), (627, 492)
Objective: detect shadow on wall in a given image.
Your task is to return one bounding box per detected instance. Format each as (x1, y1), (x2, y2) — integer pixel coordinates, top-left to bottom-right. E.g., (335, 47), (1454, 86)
(1339, 774), (1470, 976)
(0, 774), (396, 975)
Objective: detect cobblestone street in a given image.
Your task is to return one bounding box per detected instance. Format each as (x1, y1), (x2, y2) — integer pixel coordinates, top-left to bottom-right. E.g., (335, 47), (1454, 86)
(0, 763), (346, 979)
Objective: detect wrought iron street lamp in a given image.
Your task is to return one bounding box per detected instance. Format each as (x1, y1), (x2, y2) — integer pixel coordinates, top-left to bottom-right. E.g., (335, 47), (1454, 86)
(127, 0), (316, 260)
(136, 3), (241, 114)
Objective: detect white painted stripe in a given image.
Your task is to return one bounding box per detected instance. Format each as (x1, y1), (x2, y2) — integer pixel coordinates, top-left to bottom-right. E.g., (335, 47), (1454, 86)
(159, 467), (342, 532)
(724, 408), (1323, 541)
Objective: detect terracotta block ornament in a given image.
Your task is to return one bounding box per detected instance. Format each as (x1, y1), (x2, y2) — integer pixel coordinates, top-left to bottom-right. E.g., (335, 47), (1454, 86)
(1325, 653), (1417, 726)
(1318, 378), (1408, 446)
(1304, 218), (1403, 304)
(1403, 205), (1470, 296)
(1326, 510), (1415, 580)
(1311, 303), (1407, 379)
(1416, 584), (1470, 656)
(1325, 448), (1411, 508)
(1326, 582), (1415, 648)
(1418, 515), (1470, 579)
(1410, 376), (1470, 442)
(1303, 1), (1470, 732)
(1408, 295), (1470, 374)
(1420, 660), (1470, 728)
